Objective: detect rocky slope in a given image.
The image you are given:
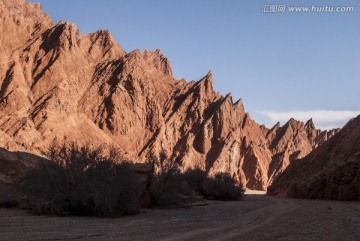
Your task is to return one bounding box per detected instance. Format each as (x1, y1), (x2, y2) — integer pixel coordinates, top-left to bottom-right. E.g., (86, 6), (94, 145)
(268, 115), (360, 200)
(0, 0), (338, 190)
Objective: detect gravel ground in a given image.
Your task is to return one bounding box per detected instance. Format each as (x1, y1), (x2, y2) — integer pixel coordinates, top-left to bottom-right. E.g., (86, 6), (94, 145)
(1, 194), (359, 241)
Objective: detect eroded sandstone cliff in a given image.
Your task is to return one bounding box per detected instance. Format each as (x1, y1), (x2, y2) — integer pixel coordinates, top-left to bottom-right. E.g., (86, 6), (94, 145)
(0, 0), (338, 190)
(268, 115), (360, 200)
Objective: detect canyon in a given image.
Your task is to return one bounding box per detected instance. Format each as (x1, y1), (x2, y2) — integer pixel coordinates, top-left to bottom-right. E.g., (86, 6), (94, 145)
(0, 0), (339, 190)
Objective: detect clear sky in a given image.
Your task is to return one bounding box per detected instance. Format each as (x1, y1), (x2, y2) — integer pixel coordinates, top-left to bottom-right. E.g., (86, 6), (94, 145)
(28, 0), (360, 130)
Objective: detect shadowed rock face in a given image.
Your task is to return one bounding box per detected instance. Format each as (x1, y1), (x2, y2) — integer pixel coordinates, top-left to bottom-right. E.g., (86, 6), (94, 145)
(0, 0), (339, 190)
(268, 115), (360, 200)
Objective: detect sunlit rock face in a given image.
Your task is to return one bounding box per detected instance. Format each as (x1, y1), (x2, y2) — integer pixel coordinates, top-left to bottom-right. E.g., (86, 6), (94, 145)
(0, 0), (338, 190)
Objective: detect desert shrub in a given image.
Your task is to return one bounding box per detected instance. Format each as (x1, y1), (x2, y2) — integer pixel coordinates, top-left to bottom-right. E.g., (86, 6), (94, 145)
(0, 182), (20, 208)
(201, 173), (244, 201)
(0, 199), (18, 208)
(21, 144), (143, 217)
(180, 168), (207, 195)
(150, 166), (243, 207)
(150, 166), (188, 207)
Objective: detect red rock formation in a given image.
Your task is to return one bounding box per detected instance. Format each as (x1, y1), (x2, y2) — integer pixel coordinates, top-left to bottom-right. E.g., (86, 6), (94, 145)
(268, 115), (360, 200)
(0, 0), (339, 190)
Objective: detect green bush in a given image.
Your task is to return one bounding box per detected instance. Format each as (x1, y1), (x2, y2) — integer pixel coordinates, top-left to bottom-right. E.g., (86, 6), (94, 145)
(21, 144), (143, 217)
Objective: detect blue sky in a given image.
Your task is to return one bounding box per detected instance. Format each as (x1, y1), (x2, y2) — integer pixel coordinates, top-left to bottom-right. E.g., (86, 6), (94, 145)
(28, 0), (360, 129)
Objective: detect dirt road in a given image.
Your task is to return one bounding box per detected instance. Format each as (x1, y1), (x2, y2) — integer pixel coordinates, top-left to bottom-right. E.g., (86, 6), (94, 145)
(1, 194), (360, 241)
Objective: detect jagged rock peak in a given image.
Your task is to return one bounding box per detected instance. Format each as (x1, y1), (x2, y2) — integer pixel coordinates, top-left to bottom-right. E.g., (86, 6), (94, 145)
(90, 29), (119, 46)
(234, 98), (245, 112)
(268, 114), (360, 200)
(271, 121), (281, 130)
(288, 117), (296, 123)
(205, 69), (213, 78)
(305, 118), (315, 129)
(234, 98), (243, 106)
(285, 117), (303, 129)
(88, 28), (126, 58)
(125, 48), (173, 76)
(224, 93), (232, 102)
(196, 70), (214, 90)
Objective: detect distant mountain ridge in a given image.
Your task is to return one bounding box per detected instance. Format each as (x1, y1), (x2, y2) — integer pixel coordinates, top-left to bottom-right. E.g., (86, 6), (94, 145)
(0, 0), (339, 190)
(268, 114), (360, 200)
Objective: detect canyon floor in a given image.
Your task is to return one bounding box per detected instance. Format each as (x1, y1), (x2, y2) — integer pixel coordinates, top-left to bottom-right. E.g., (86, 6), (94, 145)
(0, 194), (359, 241)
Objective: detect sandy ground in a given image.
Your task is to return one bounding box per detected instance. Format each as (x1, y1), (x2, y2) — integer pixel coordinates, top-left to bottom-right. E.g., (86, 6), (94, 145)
(244, 190), (267, 195)
(1, 194), (360, 241)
